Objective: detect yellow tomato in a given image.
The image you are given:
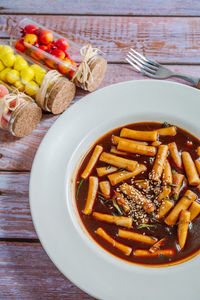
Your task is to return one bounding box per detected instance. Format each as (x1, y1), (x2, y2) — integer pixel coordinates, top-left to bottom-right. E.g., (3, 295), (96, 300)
(0, 60), (5, 71)
(14, 80), (25, 92)
(1, 53), (16, 67)
(30, 64), (46, 74)
(0, 45), (14, 56)
(25, 80), (39, 96)
(21, 67), (34, 83)
(35, 72), (45, 86)
(0, 68), (12, 82)
(14, 56), (28, 71)
(6, 70), (19, 84)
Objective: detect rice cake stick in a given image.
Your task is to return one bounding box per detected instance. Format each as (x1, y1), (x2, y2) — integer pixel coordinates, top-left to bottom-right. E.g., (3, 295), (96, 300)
(112, 135), (148, 145)
(120, 183), (155, 213)
(134, 249), (175, 257)
(188, 201), (200, 221)
(117, 140), (156, 156)
(118, 229), (157, 245)
(120, 128), (158, 142)
(195, 159), (200, 176)
(96, 166), (118, 177)
(114, 191), (130, 212)
(93, 212), (132, 228)
(81, 145), (103, 179)
(149, 238), (166, 253)
(178, 210), (190, 249)
(110, 146), (128, 156)
(197, 146), (200, 157)
(157, 186), (171, 203)
(165, 190), (197, 225)
(172, 173), (184, 198)
(162, 160), (172, 184)
(157, 126), (176, 136)
(99, 181), (110, 199)
(108, 164), (147, 186)
(150, 145), (168, 181)
(182, 151), (200, 186)
(99, 152), (138, 171)
(82, 176), (98, 215)
(168, 142), (182, 168)
(95, 227), (132, 256)
(156, 199), (174, 220)
(152, 141), (162, 147)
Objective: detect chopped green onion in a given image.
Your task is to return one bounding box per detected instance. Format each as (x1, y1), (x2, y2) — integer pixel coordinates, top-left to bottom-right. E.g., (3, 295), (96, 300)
(172, 169), (177, 174)
(112, 212), (119, 216)
(158, 254), (169, 261)
(106, 164), (112, 170)
(184, 195), (192, 200)
(118, 167), (127, 172)
(152, 217), (161, 223)
(120, 205), (125, 215)
(137, 224), (157, 229)
(162, 122), (171, 128)
(76, 178), (84, 198)
(168, 183), (177, 187)
(149, 235), (157, 240)
(173, 194), (178, 200)
(98, 194), (110, 203)
(112, 198), (123, 215)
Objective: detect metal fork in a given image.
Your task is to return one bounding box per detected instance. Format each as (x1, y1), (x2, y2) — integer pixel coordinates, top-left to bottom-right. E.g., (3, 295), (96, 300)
(126, 49), (200, 88)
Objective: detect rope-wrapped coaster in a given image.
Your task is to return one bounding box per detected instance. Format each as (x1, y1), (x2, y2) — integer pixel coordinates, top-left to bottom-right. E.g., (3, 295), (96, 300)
(10, 102), (42, 137)
(85, 57), (107, 92)
(72, 44), (107, 92)
(36, 70), (76, 114)
(47, 78), (76, 114)
(1, 91), (42, 137)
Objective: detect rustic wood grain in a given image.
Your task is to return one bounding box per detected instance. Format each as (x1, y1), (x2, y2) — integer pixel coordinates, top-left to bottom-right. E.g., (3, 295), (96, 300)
(1, 0), (200, 16)
(0, 172), (37, 238)
(1, 64), (200, 171)
(1, 15), (200, 63)
(1, 4), (200, 298)
(0, 241), (94, 299)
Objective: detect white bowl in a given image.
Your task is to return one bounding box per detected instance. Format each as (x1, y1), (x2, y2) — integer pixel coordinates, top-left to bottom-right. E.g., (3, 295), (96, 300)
(30, 80), (200, 300)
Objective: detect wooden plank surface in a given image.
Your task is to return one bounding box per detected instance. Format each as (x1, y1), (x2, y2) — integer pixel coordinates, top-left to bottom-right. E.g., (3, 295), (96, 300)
(1, 15), (200, 63)
(0, 172), (37, 239)
(1, 64), (200, 171)
(1, 2), (200, 299)
(1, 0), (200, 16)
(0, 241), (94, 299)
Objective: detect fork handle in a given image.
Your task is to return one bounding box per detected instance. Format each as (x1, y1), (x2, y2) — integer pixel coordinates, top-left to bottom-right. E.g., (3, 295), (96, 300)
(172, 73), (200, 87)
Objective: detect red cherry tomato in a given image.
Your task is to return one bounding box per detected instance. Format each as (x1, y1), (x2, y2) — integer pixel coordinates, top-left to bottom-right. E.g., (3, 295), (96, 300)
(55, 38), (69, 51)
(1, 111), (11, 130)
(15, 39), (27, 52)
(39, 30), (54, 45)
(63, 51), (71, 59)
(24, 33), (38, 46)
(51, 48), (65, 60)
(24, 24), (37, 34)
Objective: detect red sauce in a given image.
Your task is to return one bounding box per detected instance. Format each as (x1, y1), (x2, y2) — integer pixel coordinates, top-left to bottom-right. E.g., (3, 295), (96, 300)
(75, 122), (200, 266)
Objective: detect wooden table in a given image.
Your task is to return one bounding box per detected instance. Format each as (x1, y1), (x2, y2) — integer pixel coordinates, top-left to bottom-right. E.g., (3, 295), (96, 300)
(1, 1), (200, 298)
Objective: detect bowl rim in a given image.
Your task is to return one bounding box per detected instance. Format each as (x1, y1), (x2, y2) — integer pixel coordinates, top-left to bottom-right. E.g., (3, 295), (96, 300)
(29, 79), (200, 300)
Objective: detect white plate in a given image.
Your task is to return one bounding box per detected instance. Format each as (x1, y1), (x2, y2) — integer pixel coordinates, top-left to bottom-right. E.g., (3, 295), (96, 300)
(30, 80), (200, 300)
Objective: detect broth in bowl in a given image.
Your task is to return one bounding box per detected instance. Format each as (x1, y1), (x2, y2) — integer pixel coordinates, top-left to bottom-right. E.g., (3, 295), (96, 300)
(75, 122), (200, 266)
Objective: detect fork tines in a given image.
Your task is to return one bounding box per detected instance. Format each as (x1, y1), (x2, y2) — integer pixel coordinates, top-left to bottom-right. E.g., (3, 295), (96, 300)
(126, 49), (159, 77)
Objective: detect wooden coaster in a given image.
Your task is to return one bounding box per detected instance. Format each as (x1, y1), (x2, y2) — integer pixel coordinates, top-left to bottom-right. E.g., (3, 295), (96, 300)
(86, 57), (107, 92)
(47, 78), (76, 114)
(12, 103), (42, 137)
